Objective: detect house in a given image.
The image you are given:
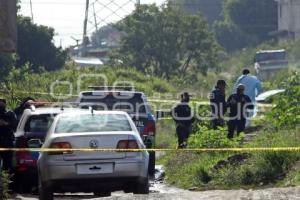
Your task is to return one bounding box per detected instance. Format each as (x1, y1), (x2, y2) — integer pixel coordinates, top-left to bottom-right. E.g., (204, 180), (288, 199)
(276, 0), (300, 40)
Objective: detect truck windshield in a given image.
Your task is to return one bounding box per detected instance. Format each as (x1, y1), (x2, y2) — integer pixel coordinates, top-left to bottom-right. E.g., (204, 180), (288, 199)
(255, 51), (286, 62)
(79, 95), (147, 113)
(24, 114), (55, 137)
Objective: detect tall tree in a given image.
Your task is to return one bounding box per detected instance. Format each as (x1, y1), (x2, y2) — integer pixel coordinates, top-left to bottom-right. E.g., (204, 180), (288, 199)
(17, 16), (67, 72)
(214, 0), (278, 52)
(225, 0), (277, 42)
(114, 4), (219, 79)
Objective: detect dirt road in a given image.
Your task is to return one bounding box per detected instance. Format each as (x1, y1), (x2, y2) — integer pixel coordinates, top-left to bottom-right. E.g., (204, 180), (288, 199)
(11, 166), (300, 200)
(13, 186), (300, 200)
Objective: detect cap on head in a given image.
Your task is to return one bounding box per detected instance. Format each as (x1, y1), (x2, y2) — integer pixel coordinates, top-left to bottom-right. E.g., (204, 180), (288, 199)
(217, 79), (227, 87)
(243, 69), (250, 75)
(237, 84), (245, 90)
(181, 92), (191, 99)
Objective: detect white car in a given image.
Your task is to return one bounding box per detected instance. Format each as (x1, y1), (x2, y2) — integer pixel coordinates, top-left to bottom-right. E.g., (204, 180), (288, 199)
(256, 89), (285, 103)
(37, 110), (149, 200)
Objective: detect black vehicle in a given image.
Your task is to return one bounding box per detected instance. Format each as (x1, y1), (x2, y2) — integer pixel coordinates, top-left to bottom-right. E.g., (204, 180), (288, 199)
(77, 87), (156, 175)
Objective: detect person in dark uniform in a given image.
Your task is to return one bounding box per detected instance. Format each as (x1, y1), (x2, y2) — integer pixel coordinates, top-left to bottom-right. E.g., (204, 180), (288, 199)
(0, 98), (17, 172)
(172, 92), (194, 148)
(226, 84), (253, 139)
(14, 97), (35, 122)
(210, 80), (227, 129)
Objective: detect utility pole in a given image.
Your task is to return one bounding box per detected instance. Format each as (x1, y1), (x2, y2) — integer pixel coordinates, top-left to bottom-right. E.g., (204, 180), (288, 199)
(83, 0), (90, 48)
(29, 0), (34, 22)
(93, 3), (98, 32)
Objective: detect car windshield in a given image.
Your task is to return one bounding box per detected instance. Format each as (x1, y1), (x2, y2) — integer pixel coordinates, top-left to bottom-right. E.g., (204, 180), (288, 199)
(24, 114), (55, 134)
(55, 114), (132, 133)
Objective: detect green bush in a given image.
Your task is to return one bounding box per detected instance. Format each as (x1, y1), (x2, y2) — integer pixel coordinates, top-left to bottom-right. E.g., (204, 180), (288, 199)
(267, 71), (300, 130)
(0, 171), (10, 199)
(188, 126), (243, 149)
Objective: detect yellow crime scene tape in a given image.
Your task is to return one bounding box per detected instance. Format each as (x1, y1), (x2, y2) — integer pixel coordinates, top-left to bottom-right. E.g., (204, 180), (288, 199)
(1, 147), (300, 152)
(0, 90), (274, 108)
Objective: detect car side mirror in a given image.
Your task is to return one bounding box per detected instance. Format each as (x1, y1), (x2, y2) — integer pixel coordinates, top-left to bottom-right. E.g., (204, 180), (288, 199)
(28, 138), (43, 148)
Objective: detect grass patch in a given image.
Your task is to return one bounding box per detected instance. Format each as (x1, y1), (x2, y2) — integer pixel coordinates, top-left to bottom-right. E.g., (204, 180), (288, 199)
(0, 171), (11, 199)
(155, 119), (177, 149)
(161, 126), (300, 190)
(0, 65), (176, 108)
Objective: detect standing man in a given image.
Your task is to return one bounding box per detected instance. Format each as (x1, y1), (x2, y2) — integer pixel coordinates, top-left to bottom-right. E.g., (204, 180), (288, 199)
(233, 69), (262, 126)
(210, 80), (227, 129)
(0, 98), (17, 172)
(172, 92), (194, 148)
(227, 84), (253, 139)
(14, 97), (35, 122)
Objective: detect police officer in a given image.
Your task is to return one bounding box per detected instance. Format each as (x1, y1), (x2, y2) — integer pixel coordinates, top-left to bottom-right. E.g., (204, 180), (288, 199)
(226, 84), (253, 139)
(14, 97), (35, 122)
(0, 98), (17, 172)
(210, 80), (227, 129)
(172, 92), (194, 148)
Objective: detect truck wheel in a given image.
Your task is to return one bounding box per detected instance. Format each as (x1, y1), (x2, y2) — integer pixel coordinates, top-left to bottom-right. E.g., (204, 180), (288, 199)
(148, 151), (155, 176)
(134, 176), (149, 194)
(38, 177), (53, 200)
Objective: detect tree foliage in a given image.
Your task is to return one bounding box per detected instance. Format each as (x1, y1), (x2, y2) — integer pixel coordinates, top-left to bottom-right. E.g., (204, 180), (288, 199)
(113, 4), (219, 79)
(16, 16), (67, 72)
(0, 53), (16, 81)
(91, 24), (119, 47)
(214, 0), (278, 52)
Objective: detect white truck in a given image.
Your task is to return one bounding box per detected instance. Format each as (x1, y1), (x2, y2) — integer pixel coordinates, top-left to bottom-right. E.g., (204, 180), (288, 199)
(254, 49), (288, 81)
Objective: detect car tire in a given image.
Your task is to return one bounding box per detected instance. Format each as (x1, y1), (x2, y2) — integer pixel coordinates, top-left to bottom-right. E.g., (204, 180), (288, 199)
(148, 151), (156, 176)
(134, 177), (149, 194)
(38, 177), (53, 200)
(93, 191), (111, 197)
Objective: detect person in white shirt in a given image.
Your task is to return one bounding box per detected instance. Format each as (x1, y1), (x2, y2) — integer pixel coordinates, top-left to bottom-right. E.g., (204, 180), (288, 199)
(232, 69), (262, 126)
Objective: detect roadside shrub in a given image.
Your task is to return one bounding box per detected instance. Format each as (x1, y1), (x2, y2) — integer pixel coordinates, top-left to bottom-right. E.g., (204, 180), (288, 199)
(0, 171), (10, 200)
(188, 126), (243, 148)
(267, 71), (300, 130)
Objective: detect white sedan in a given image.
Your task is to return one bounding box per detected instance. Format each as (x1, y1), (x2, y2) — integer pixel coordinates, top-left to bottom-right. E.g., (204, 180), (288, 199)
(37, 110), (149, 200)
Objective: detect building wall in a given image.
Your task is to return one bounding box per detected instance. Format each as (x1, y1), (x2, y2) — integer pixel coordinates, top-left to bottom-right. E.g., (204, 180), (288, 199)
(277, 0), (300, 40)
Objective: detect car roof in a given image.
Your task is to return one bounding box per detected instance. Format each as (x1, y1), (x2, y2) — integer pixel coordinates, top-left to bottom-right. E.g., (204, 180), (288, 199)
(57, 110), (129, 116)
(256, 89), (285, 101)
(23, 107), (82, 116)
(256, 49), (286, 54)
(79, 90), (145, 96)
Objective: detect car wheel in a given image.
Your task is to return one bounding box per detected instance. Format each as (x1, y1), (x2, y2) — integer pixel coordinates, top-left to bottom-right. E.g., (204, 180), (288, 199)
(134, 177), (149, 194)
(148, 151), (156, 176)
(93, 190), (111, 197)
(38, 177), (53, 200)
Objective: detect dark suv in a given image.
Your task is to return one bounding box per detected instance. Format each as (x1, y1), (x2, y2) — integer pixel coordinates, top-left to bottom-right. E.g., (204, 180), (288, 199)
(78, 88), (156, 175)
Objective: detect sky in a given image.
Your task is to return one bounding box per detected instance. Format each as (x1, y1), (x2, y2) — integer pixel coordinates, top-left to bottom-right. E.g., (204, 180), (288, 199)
(20, 0), (165, 48)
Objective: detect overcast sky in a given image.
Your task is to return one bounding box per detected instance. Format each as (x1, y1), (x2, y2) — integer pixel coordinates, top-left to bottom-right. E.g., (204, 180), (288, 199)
(20, 0), (165, 48)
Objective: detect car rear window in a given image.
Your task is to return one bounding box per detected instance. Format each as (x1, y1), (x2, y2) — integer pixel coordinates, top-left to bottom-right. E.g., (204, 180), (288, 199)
(55, 114), (132, 133)
(79, 94), (147, 113)
(24, 114), (55, 134)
